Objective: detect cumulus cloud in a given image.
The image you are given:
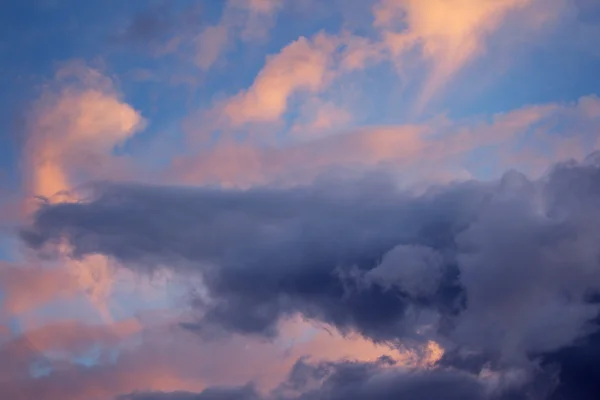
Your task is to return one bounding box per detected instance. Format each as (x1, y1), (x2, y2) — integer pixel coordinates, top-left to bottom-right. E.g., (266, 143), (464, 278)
(23, 62), (144, 201)
(18, 62), (146, 323)
(21, 152), (600, 345)
(20, 152), (600, 398)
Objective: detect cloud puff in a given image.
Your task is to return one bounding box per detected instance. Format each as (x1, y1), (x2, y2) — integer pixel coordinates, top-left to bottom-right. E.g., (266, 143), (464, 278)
(222, 33), (339, 125)
(365, 244), (445, 298)
(23, 62), (144, 201)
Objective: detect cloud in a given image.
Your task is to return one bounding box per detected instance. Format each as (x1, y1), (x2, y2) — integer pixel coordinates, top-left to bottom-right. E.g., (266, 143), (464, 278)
(289, 99), (353, 137)
(2, 318), (140, 360)
(0, 262), (80, 316)
(210, 0), (563, 128)
(175, 124), (428, 187)
(0, 312), (440, 400)
(373, 0), (559, 110)
(17, 62), (145, 323)
(120, 385), (260, 400)
(215, 28), (391, 128)
(222, 33), (338, 125)
(23, 62), (144, 201)
(0, 318), (145, 398)
(21, 153), (600, 400)
(20, 174), (473, 340)
(194, 25), (230, 71)
(177, 95), (600, 188)
(365, 244), (445, 298)
(117, 356), (542, 400)
(541, 315), (600, 400)
(193, 0), (283, 71)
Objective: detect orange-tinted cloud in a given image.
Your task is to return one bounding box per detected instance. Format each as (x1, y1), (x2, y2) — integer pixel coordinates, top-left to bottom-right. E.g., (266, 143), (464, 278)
(6, 319), (141, 357)
(0, 313), (442, 400)
(19, 62), (145, 323)
(223, 33), (338, 125)
(217, 30), (388, 128)
(174, 124), (426, 187)
(175, 95), (600, 187)
(210, 0), (563, 133)
(290, 99), (353, 137)
(0, 263), (80, 316)
(24, 62), (144, 202)
(206, 0), (562, 135)
(373, 0), (558, 110)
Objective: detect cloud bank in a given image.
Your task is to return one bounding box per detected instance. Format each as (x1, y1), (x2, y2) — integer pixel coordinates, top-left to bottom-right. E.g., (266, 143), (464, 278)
(21, 153), (600, 398)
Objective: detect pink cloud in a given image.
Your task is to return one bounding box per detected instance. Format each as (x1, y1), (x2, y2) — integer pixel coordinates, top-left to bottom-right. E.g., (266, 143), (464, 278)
(222, 33), (338, 126)
(17, 62), (146, 323)
(174, 95), (600, 187)
(0, 312), (441, 399)
(201, 0), (565, 139)
(0, 263), (79, 317)
(173, 124), (426, 187)
(373, 0), (553, 110)
(290, 99), (353, 137)
(23, 62), (144, 201)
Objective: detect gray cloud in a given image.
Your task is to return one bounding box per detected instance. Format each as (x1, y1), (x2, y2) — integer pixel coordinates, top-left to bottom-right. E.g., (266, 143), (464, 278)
(21, 153), (600, 398)
(22, 174), (476, 340)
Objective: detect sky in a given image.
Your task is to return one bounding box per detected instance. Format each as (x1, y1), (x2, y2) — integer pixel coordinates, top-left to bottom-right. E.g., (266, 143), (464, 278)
(1, 0), (600, 399)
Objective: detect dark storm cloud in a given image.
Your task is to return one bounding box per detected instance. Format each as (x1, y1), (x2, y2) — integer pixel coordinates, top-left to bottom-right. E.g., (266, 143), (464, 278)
(22, 174), (480, 340)
(21, 154), (600, 399)
(540, 314), (600, 400)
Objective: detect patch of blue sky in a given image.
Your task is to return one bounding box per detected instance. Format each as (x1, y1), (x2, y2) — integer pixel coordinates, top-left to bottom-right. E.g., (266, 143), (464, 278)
(444, 33), (600, 119)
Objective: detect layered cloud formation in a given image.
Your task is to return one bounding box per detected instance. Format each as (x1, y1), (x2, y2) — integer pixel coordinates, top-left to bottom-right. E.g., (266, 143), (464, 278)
(19, 153), (600, 399)
(1, 0), (600, 399)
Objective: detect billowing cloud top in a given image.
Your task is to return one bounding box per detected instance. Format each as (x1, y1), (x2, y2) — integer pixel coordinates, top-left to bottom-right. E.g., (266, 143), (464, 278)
(1, 0), (600, 399)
